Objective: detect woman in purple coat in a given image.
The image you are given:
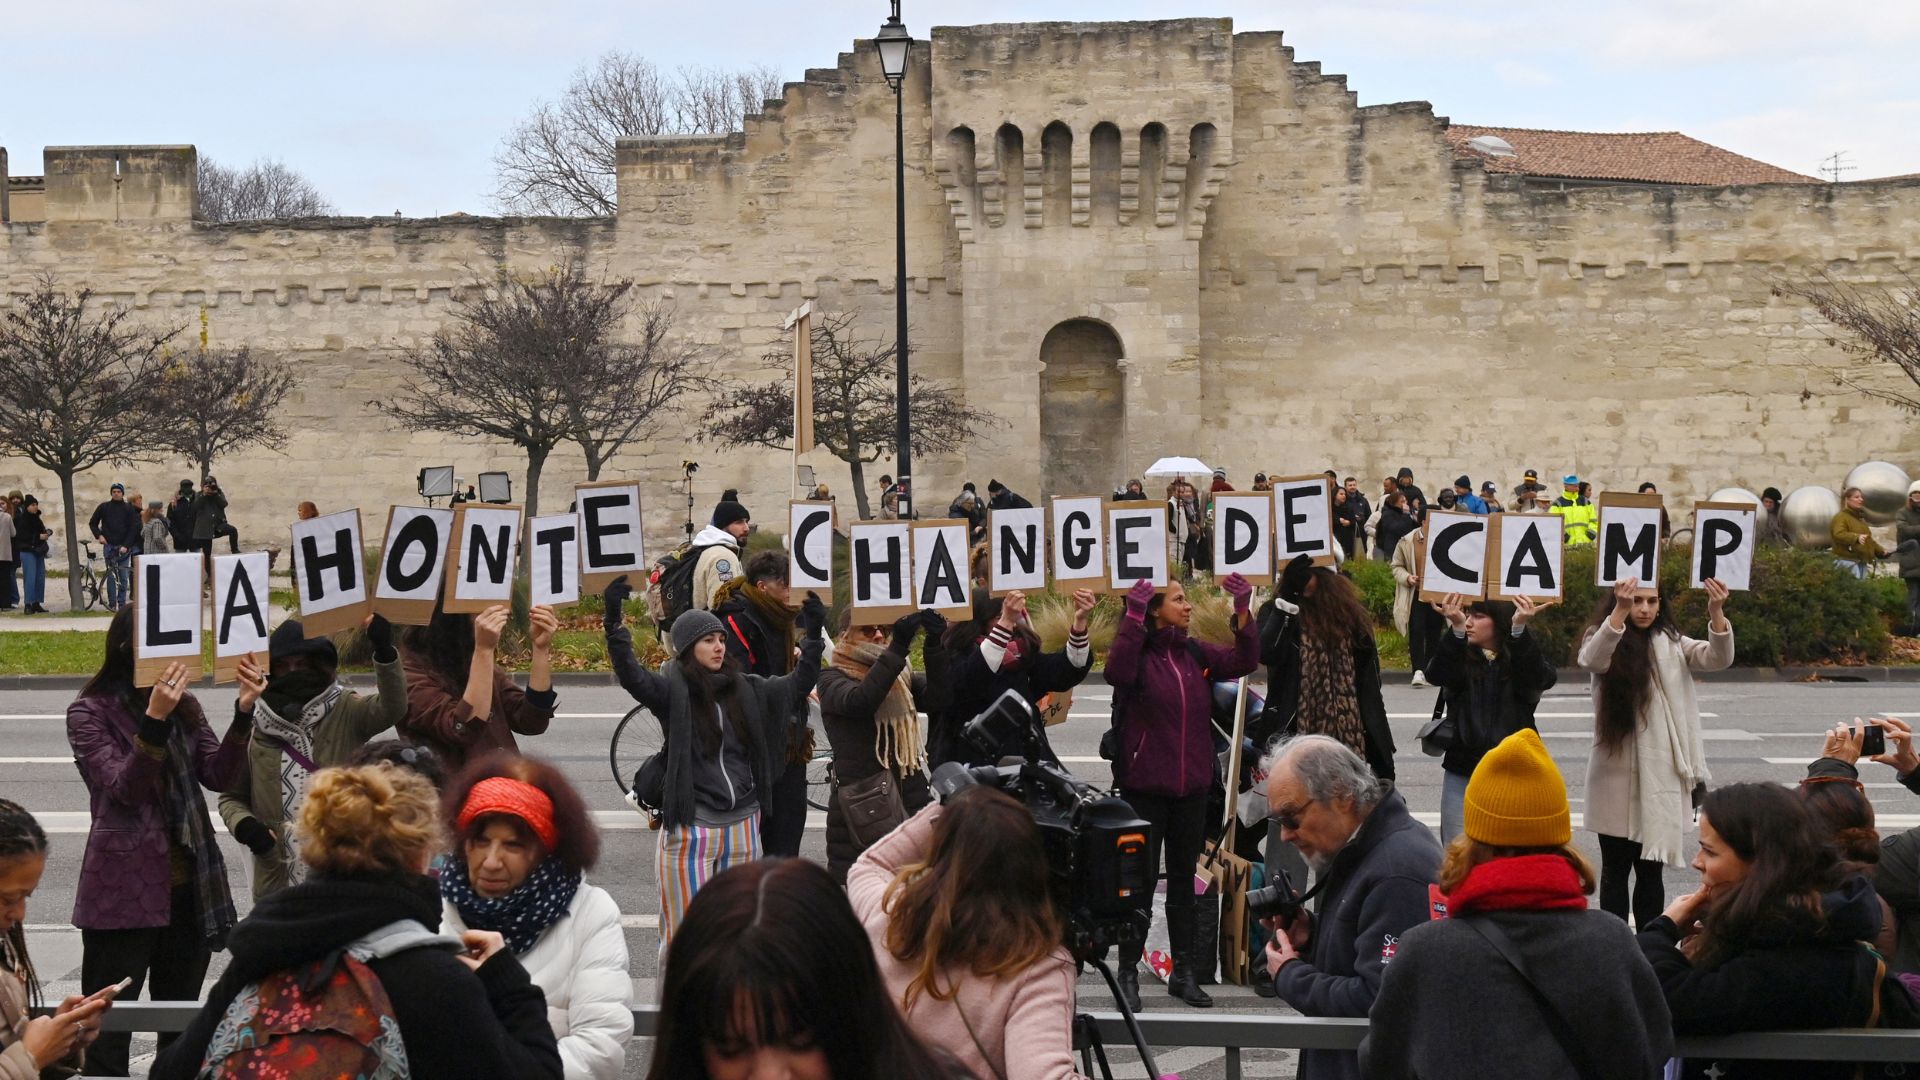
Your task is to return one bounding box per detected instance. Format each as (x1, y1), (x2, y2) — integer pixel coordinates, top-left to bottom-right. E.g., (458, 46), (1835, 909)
(65, 607), (256, 1075)
(1105, 573), (1259, 1011)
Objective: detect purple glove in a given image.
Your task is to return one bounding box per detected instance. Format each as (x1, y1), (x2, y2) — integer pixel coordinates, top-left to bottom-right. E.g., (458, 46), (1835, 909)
(1222, 572), (1253, 614)
(1123, 578), (1157, 622)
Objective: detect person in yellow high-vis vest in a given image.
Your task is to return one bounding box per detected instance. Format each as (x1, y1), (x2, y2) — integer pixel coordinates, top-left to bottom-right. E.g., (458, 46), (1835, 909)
(1550, 474), (1598, 545)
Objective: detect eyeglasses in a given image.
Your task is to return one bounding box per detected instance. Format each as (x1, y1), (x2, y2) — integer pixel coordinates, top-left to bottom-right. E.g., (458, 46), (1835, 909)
(1272, 800), (1313, 832)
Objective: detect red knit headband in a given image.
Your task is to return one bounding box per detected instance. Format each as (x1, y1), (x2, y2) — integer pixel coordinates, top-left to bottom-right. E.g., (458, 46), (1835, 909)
(457, 777), (558, 851)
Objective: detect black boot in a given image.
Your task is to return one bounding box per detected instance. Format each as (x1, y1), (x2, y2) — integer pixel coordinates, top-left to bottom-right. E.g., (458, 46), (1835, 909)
(1164, 907), (1214, 1008)
(1115, 963), (1142, 1011)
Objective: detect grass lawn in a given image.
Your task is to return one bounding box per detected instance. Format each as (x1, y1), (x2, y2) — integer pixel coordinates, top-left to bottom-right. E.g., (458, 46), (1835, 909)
(1, 631), (109, 675)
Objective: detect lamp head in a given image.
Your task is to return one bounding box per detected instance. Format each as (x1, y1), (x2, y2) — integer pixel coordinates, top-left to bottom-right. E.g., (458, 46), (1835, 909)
(874, 6), (912, 88)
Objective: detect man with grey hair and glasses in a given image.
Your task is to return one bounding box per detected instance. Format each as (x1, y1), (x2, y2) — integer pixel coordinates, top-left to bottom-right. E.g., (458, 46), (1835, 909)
(1261, 734), (1442, 1080)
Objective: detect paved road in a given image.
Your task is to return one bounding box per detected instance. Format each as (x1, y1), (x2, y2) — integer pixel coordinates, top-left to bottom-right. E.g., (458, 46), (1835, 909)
(4, 676), (1914, 1077)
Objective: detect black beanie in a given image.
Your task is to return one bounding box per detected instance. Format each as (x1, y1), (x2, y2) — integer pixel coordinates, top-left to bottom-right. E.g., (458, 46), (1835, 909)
(269, 619), (339, 668)
(988, 479), (1006, 494)
(1454, 475), (1471, 490)
(712, 499), (750, 529)
(1762, 487), (1784, 502)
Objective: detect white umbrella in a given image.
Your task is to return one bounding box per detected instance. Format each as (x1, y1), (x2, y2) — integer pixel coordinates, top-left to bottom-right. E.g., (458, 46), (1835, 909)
(1144, 456), (1212, 478)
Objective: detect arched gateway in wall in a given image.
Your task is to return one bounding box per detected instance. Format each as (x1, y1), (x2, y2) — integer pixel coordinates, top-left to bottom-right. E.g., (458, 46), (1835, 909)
(1038, 318), (1125, 500)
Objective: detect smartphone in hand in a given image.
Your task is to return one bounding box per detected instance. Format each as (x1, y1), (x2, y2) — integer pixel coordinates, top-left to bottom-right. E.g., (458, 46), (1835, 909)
(1864, 725), (1888, 758)
(87, 977), (133, 1004)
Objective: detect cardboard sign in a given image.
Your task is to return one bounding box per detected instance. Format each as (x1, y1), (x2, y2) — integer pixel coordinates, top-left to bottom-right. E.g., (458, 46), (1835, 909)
(132, 553), (204, 687)
(1105, 501), (1170, 593)
(1487, 513), (1564, 601)
(1051, 496), (1106, 582)
(912, 519), (974, 617)
(372, 506), (454, 625)
(211, 552), (272, 683)
(445, 504), (524, 613)
(574, 481), (644, 593)
(1596, 492), (1663, 595)
(1211, 493), (1274, 584)
(1418, 511), (1488, 602)
(527, 513), (581, 608)
(788, 501), (835, 598)
(990, 507), (1048, 594)
(1271, 475), (1336, 568)
(1692, 502), (1756, 591)
(290, 508), (372, 637)
(849, 521), (913, 621)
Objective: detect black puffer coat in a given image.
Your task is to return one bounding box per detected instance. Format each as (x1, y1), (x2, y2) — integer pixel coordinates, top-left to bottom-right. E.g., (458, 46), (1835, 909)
(817, 648), (932, 880)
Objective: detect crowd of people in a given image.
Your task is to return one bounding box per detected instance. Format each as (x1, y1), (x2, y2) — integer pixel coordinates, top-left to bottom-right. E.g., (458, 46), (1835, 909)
(0, 478), (240, 616)
(5, 485), (1920, 1080)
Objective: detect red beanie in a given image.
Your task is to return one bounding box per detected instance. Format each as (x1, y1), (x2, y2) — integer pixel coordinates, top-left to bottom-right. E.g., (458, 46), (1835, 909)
(457, 777), (558, 851)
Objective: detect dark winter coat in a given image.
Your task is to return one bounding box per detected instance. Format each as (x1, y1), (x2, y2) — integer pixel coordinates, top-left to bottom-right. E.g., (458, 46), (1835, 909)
(1104, 613), (1259, 798)
(987, 488), (1033, 511)
(88, 499), (141, 550)
(1805, 757), (1920, 974)
(1332, 496), (1362, 558)
(398, 657), (557, 774)
(167, 495), (196, 551)
(191, 487), (228, 541)
(1273, 789), (1442, 1080)
(11, 508), (47, 558)
(1638, 875), (1902, 1080)
(1898, 505), (1920, 579)
(1424, 626), (1556, 778)
(929, 630), (1092, 768)
(1375, 506), (1419, 560)
(1396, 483), (1428, 521)
(1254, 600), (1396, 781)
(817, 648), (932, 879)
(149, 874), (562, 1080)
(608, 622), (821, 830)
(66, 692), (249, 930)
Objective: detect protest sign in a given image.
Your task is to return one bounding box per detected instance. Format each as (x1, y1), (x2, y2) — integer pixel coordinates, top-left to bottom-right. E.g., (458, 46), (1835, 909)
(1691, 502), (1756, 591)
(788, 501), (835, 598)
(291, 508), (372, 636)
(1105, 501), (1170, 593)
(1211, 493), (1274, 584)
(372, 506), (453, 625)
(574, 481), (644, 593)
(445, 504), (523, 614)
(1419, 511), (1488, 603)
(132, 553), (204, 687)
(912, 519), (974, 616)
(1596, 493), (1664, 595)
(527, 514), (581, 608)
(849, 521), (913, 621)
(990, 507), (1048, 594)
(211, 552), (272, 683)
(1271, 476), (1336, 567)
(1486, 513), (1564, 601)
(1051, 496), (1106, 583)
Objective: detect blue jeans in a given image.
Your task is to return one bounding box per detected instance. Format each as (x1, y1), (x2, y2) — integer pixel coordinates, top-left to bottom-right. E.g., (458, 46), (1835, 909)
(1441, 767), (1470, 846)
(1835, 558), (1868, 580)
(104, 546), (132, 608)
(19, 551), (45, 606)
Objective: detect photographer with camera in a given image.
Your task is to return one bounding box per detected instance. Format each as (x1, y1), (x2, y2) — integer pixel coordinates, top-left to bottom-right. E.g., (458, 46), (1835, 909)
(1259, 734), (1440, 1080)
(850, 789), (1095, 1080)
(1105, 574), (1260, 1010)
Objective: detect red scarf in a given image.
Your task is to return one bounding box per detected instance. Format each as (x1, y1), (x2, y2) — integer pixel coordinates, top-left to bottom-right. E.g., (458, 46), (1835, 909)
(1447, 854), (1589, 916)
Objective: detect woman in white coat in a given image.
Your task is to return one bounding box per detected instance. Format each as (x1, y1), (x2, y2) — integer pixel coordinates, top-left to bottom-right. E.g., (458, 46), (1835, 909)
(441, 753), (632, 1080)
(1577, 576), (1732, 929)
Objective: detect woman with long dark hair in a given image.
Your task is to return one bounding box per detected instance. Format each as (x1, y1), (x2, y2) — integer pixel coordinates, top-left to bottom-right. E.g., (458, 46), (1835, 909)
(1638, 783), (1917, 1080)
(928, 588), (1095, 769)
(66, 607), (253, 1075)
(3, 800), (111, 1078)
(819, 609), (942, 882)
(399, 602), (560, 772)
(648, 859), (967, 1080)
(1256, 557), (1395, 781)
(1424, 593), (1557, 844)
(1578, 576), (1731, 929)
(601, 577), (825, 962)
(852, 788), (1089, 1080)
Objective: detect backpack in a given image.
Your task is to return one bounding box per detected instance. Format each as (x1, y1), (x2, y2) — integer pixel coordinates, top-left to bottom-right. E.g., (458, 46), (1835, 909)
(1099, 638), (1210, 787)
(647, 542), (724, 628)
(199, 919), (456, 1080)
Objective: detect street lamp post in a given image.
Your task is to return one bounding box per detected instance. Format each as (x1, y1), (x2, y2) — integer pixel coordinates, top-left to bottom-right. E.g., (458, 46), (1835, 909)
(875, 2), (913, 518)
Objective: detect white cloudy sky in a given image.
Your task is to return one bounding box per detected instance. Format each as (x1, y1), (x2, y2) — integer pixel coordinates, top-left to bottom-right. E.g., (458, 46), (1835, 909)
(7, 0), (1916, 215)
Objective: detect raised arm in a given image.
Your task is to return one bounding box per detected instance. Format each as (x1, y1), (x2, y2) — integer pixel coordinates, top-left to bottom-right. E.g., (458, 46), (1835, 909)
(1103, 579), (1156, 689)
(601, 577), (670, 713)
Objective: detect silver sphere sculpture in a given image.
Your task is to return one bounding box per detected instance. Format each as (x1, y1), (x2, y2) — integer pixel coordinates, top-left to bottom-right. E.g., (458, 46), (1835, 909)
(1782, 486), (1843, 549)
(1707, 487), (1762, 508)
(1843, 461), (1910, 526)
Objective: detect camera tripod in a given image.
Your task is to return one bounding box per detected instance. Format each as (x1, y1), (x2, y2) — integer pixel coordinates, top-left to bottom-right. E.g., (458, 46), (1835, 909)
(1072, 956), (1163, 1080)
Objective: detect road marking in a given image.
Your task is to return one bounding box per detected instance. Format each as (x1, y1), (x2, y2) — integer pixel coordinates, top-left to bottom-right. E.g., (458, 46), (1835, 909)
(1387, 712), (1717, 720)
(0, 757), (72, 764)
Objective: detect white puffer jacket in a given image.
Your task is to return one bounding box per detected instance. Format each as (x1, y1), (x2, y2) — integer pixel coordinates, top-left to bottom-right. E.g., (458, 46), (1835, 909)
(443, 881), (632, 1080)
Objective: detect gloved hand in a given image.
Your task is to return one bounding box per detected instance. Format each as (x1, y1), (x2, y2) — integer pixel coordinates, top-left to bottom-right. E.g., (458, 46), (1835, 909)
(1278, 555), (1315, 606)
(602, 576), (632, 631)
(232, 817), (276, 856)
(917, 609), (948, 641)
(366, 614), (396, 662)
(1124, 578), (1156, 622)
(1222, 572), (1253, 614)
(797, 592), (828, 638)
(1691, 781), (1708, 811)
(888, 611), (923, 656)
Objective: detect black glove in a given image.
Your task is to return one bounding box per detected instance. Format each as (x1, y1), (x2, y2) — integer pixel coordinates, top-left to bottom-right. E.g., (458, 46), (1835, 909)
(1278, 554), (1315, 605)
(232, 817), (276, 856)
(366, 614), (396, 662)
(917, 609), (948, 642)
(797, 593), (828, 638)
(602, 576), (632, 631)
(888, 611), (928, 656)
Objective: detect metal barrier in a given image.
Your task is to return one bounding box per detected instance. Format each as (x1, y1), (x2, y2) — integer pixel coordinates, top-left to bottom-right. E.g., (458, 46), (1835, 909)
(96, 1002), (1920, 1077)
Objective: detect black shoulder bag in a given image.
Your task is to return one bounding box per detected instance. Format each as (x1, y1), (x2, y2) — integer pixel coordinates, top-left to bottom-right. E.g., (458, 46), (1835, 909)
(1416, 687), (1453, 757)
(1460, 917), (1606, 1080)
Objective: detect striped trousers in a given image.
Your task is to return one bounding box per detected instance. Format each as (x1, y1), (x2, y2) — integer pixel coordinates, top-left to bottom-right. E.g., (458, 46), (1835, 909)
(655, 813), (763, 967)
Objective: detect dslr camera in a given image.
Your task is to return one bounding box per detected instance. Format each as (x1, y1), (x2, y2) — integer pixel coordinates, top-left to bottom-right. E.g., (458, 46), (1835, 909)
(930, 690), (1153, 962)
(1246, 862), (1305, 926)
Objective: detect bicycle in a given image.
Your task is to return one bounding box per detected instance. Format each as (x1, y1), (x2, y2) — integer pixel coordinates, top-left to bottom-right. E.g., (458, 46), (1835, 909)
(74, 542), (105, 612)
(610, 701), (834, 820)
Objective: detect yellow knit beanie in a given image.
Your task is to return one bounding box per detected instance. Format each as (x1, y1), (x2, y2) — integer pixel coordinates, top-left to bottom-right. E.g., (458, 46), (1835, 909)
(1463, 728), (1570, 847)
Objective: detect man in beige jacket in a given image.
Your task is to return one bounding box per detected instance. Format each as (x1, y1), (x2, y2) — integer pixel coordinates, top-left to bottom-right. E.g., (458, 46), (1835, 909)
(691, 493), (752, 611)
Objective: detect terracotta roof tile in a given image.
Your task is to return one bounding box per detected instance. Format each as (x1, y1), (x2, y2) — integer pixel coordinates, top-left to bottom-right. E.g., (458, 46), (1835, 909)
(1446, 125), (1818, 186)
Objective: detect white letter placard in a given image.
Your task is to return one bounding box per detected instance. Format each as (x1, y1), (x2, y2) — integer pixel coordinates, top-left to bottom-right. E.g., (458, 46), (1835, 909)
(1418, 511), (1488, 603)
(1212, 493), (1274, 584)
(1051, 496), (1106, 583)
(1106, 502), (1170, 593)
(291, 508), (372, 636)
(849, 521), (912, 619)
(990, 507), (1048, 595)
(1487, 513), (1564, 601)
(913, 520), (974, 617)
(133, 553), (204, 686)
(574, 481), (644, 593)
(527, 514), (581, 608)
(373, 506), (453, 625)
(788, 501), (835, 598)
(1272, 476), (1336, 568)
(1596, 492), (1663, 595)
(1692, 502), (1756, 591)
(445, 504), (523, 613)
(212, 552), (272, 683)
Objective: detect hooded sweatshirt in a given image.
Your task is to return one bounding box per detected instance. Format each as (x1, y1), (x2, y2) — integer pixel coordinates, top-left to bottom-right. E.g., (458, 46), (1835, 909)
(689, 524), (742, 612)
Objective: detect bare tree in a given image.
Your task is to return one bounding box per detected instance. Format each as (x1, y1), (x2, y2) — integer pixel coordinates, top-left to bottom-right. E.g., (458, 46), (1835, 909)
(151, 344), (301, 480)
(1777, 271), (1920, 412)
(493, 51), (785, 216)
(0, 276), (178, 608)
(197, 157), (334, 221)
(563, 300), (718, 480)
(701, 310), (999, 519)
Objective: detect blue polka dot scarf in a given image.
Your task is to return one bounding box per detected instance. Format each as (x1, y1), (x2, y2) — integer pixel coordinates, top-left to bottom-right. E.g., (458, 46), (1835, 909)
(441, 853), (583, 955)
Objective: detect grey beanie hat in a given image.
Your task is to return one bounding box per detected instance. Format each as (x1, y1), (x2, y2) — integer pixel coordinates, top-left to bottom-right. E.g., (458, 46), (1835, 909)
(669, 610), (726, 658)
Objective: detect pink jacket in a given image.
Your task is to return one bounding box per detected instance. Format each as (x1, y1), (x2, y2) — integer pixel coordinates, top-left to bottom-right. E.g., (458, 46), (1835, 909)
(849, 804), (1089, 1080)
